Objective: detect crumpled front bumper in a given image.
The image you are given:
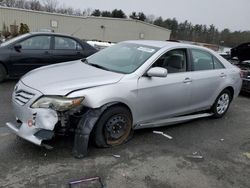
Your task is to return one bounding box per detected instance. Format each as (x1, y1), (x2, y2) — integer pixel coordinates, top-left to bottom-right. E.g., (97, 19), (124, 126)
(6, 81), (58, 146)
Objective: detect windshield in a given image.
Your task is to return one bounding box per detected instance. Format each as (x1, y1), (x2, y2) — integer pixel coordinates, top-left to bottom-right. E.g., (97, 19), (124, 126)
(0, 33), (30, 47)
(87, 43), (160, 74)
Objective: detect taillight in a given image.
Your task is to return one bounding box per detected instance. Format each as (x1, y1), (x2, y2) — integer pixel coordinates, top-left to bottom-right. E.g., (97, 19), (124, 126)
(240, 70), (244, 78)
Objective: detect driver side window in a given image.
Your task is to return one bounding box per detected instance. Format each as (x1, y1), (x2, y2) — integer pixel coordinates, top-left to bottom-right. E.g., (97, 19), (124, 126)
(152, 49), (187, 73)
(20, 36), (51, 50)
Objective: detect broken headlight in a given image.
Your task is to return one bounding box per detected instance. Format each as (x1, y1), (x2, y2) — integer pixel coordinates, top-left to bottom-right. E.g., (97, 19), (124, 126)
(31, 96), (84, 111)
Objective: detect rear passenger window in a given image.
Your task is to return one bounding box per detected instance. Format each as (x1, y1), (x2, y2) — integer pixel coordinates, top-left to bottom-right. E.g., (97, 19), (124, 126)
(55, 37), (80, 50)
(191, 49), (214, 71)
(213, 57), (225, 69)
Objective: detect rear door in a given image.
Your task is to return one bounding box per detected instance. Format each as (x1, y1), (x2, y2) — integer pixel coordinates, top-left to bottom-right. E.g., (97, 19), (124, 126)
(51, 36), (85, 63)
(9, 35), (52, 76)
(137, 48), (193, 123)
(188, 49), (226, 110)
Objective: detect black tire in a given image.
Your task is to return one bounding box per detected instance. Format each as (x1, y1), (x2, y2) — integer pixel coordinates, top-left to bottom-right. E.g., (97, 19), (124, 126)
(0, 64), (7, 83)
(93, 106), (133, 148)
(211, 89), (232, 118)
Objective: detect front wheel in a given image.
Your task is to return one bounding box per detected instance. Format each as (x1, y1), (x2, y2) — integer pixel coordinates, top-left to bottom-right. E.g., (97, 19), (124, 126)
(211, 89), (232, 118)
(93, 106), (133, 148)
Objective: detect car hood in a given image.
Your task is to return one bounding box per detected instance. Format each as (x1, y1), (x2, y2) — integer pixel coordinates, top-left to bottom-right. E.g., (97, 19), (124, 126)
(21, 60), (124, 95)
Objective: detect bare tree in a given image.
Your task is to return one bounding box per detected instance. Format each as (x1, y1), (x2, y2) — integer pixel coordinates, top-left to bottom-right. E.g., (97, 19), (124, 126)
(15, 0), (26, 9)
(42, 0), (58, 12)
(74, 8), (82, 16)
(145, 14), (156, 24)
(82, 8), (93, 16)
(2, 0), (17, 7)
(56, 4), (67, 14)
(29, 0), (42, 10)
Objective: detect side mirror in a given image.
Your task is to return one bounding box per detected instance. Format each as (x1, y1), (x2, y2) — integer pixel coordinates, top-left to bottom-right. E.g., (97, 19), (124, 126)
(147, 67), (168, 78)
(14, 44), (22, 52)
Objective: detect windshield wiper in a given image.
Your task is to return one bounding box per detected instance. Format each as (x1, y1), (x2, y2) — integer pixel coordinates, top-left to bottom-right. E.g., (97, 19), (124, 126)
(81, 58), (111, 71)
(81, 58), (89, 64)
(88, 63), (111, 71)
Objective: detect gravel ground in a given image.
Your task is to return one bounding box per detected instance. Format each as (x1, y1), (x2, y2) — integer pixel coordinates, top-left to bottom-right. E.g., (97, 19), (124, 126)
(0, 80), (250, 188)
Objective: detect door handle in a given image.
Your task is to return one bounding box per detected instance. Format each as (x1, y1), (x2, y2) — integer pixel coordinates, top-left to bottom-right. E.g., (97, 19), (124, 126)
(220, 73), (226, 78)
(183, 77), (192, 83)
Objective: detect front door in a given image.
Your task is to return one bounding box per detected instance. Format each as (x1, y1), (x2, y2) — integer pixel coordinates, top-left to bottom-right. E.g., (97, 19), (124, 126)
(9, 35), (52, 76)
(137, 48), (192, 123)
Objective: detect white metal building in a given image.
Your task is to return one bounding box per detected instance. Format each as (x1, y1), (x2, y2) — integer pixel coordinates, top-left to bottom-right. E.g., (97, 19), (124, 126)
(0, 6), (171, 42)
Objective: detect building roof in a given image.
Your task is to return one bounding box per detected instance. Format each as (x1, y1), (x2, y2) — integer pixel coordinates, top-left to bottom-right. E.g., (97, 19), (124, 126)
(0, 6), (171, 33)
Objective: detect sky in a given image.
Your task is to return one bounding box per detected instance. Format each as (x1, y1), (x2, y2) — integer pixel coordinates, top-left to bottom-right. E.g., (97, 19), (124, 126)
(58, 0), (250, 31)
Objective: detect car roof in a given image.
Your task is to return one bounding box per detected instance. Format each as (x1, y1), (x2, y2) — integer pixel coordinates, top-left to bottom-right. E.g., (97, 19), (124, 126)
(29, 32), (73, 37)
(124, 40), (208, 50)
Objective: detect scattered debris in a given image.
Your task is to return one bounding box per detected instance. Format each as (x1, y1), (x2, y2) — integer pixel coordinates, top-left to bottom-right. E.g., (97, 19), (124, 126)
(42, 143), (54, 150)
(186, 151), (204, 160)
(69, 176), (104, 188)
(112, 155), (121, 158)
(153, 131), (173, 139)
(243, 152), (250, 159)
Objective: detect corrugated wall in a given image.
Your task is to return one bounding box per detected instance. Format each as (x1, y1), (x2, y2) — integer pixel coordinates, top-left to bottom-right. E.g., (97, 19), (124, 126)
(0, 6), (171, 42)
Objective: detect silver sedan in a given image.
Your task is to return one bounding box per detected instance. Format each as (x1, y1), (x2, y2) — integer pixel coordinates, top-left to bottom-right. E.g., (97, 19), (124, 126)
(7, 41), (242, 156)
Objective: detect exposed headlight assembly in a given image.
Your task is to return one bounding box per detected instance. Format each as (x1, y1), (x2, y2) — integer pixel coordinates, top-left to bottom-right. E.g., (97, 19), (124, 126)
(31, 96), (84, 111)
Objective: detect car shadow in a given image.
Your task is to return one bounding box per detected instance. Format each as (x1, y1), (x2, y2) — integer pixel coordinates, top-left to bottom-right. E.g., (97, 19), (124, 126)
(240, 91), (250, 98)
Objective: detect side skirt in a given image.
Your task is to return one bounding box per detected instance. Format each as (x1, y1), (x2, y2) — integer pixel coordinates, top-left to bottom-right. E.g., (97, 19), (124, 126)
(135, 113), (213, 130)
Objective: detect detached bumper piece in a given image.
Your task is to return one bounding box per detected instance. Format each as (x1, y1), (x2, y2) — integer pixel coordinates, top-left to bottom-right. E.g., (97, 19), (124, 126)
(6, 121), (54, 145)
(7, 121), (43, 145)
(34, 130), (54, 140)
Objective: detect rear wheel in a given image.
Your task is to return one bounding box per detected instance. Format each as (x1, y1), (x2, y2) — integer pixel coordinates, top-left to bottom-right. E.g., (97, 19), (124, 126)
(211, 89), (232, 118)
(0, 64), (7, 82)
(94, 106), (133, 148)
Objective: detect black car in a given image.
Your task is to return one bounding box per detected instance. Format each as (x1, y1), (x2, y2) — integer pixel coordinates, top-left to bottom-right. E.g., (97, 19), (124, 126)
(237, 61), (250, 93)
(0, 32), (97, 82)
(231, 42), (250, 62)
(230, 42), (250, 93)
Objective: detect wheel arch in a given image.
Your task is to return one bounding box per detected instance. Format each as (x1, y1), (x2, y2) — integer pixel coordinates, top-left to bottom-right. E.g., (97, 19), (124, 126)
(223, 86), (234, 100)
(101, 101), (134, 124)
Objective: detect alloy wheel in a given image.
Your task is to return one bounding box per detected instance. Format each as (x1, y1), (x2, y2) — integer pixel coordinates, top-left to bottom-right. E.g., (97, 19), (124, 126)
(216, 93), (230, 115)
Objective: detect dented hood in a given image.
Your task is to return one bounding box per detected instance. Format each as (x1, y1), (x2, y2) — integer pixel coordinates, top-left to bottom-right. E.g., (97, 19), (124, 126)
(21, 60), (124, 95)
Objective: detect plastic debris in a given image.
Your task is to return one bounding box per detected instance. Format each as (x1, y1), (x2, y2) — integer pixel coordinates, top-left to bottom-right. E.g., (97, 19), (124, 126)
(69, 176), (104, 188)
(42, 143), (53, 150)
(113, 155), (121, 158)
(73, 103), (117, 158)
(243, 152), (250, 159)
(153, 131), (173, 139)
(220, 139), (225, 142)
(186, 151), (204, 160)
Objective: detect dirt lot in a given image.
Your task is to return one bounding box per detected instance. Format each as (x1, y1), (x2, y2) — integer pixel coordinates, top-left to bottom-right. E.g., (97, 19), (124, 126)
(0, 80), (250, 188)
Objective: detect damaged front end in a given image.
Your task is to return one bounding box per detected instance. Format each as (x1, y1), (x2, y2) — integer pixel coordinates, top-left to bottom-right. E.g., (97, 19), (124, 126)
(6, 81), (60, 146)
(7, 81), (117, 158)
(6, 81), (89, 156)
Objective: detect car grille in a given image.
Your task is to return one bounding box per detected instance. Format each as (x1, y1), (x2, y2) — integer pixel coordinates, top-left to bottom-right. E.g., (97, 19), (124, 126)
(14, 89), (35, 106)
